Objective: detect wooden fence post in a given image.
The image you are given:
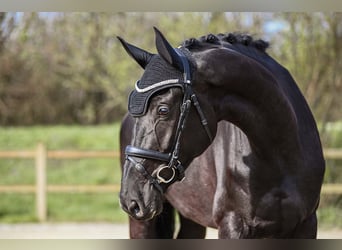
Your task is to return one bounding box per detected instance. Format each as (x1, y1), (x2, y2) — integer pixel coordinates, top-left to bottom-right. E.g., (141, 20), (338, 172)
(35, 142), (47, 222)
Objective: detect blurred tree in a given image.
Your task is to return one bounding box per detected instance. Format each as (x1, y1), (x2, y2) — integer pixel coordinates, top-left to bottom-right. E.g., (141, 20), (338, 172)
(0, 12), (340, 131)
(270, 13), (341, 143)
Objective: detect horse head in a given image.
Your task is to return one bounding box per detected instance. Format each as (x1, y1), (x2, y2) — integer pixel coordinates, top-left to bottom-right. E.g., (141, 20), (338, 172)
(118, 28), (217, 220)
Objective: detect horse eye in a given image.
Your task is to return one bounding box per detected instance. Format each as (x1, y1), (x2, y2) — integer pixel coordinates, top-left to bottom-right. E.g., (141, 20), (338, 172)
(158, 106), (169, 116)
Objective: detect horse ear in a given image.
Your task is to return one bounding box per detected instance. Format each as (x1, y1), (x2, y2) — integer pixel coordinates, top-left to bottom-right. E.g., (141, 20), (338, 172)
(153, 27), (184, 72)
(117, 36), (154, 69)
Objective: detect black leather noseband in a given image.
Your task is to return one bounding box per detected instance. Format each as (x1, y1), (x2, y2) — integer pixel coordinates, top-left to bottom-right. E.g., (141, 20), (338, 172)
(125, 48), (213, 193)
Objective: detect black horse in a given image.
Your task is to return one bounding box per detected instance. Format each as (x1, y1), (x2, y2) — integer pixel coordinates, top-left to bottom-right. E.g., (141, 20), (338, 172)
(121, 113), (235, 238)
(118, 28), (325, 238)
(120, 113), (217, 238)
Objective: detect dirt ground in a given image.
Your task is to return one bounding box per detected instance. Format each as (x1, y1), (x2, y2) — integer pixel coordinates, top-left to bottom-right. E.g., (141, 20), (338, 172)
(0, 223), (341, 239)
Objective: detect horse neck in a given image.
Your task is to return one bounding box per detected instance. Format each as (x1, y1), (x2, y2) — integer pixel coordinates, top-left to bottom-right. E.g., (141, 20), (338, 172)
(196, 48), (303, 163)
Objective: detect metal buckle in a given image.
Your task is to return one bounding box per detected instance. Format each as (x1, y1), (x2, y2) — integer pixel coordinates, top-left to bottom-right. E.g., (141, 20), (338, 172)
(156, 166), (176, 184)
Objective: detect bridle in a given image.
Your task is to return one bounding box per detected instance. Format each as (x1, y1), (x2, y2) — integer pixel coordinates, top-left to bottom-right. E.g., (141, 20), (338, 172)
(125, 48), (214, 194)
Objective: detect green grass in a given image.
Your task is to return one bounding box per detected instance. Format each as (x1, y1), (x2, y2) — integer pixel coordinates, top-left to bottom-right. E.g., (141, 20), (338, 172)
(0, 123), (342, 227)
(317, 206), (342, 229)
(0, 124), (121, 150)
(324, 121), (342, 148)
(0, 194), (37, 223)
(0, 124), (128, 223)
(317, 193), (342, 229)
(0, 159), (35, 185)
(47, 193), (127, 222)
(0, 193), (128, 223)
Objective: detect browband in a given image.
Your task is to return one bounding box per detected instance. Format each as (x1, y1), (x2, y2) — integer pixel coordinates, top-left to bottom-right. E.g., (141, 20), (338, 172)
(135, 79), (180, 93)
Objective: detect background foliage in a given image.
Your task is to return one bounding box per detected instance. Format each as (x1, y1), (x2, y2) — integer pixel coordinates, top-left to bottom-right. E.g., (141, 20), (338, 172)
(0, 13), (341, 129)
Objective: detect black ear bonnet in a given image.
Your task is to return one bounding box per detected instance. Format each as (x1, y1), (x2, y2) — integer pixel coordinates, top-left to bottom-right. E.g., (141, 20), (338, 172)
(128, 48), (192, 117)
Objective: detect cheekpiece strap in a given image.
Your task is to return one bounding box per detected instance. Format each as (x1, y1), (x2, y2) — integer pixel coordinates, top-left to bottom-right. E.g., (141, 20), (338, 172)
(174, 48), (191, 84)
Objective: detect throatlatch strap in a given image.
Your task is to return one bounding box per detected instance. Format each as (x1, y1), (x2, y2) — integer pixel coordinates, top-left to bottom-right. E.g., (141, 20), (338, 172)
(191, 94), (214, 142)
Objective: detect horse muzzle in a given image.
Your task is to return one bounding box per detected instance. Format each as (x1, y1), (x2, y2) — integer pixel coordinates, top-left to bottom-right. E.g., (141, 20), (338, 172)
(119, 171), (164, 221)
(120, 197), (162, 221)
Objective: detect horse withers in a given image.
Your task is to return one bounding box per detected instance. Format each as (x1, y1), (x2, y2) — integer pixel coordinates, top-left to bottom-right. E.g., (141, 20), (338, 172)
(118, 28), (325, 238)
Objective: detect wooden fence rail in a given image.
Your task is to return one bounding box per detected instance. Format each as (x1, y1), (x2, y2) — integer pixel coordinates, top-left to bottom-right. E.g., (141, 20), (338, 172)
(0, 143), (342, 222)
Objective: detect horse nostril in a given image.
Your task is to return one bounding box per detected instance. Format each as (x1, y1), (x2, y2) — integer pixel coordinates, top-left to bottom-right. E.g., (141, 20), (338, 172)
(128, 200), (141, 215)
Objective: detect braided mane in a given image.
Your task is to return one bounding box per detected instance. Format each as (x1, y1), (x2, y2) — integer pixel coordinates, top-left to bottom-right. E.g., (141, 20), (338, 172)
(181, 33), (270, 53)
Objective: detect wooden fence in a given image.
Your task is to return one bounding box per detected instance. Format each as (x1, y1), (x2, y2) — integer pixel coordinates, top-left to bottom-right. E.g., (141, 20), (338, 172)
(0, 143), (342, 222)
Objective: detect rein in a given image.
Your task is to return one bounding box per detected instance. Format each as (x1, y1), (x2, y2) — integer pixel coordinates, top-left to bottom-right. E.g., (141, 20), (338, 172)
(125, 48), (213, 193)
